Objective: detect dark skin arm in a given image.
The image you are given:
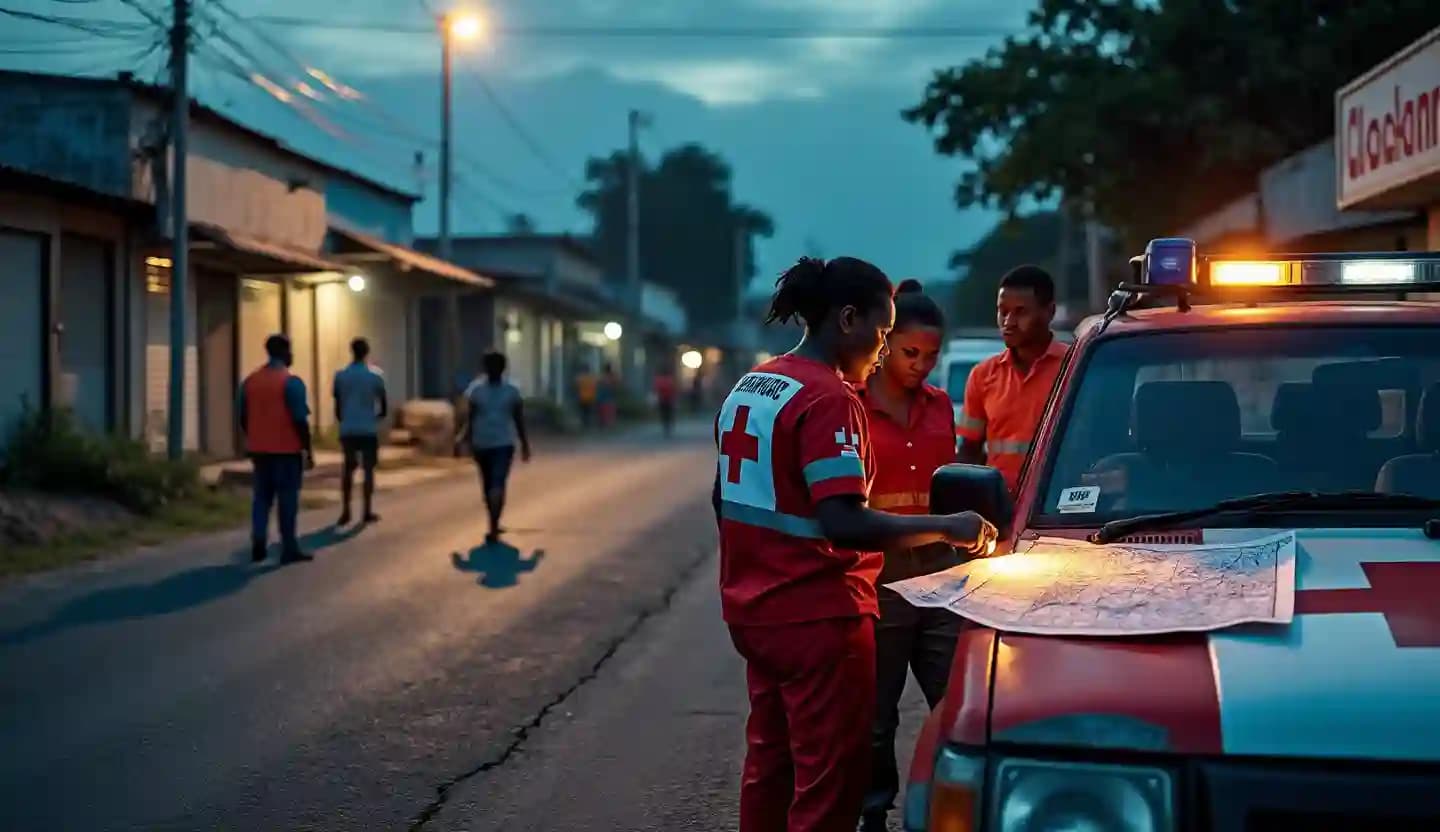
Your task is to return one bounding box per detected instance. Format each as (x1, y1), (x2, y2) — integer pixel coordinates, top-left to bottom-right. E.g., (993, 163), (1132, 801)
(513, 398), (532, 461)
(816, 495), (995, 553)
(957, 437), (986, 465)
(377, 387), (388, 421)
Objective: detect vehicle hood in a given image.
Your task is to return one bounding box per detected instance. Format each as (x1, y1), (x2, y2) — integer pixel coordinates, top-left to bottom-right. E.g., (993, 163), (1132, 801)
(986, 528), (1440, 762)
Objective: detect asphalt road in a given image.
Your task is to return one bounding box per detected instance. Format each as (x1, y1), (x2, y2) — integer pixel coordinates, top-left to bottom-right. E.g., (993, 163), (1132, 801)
(0, 420), (930, 831)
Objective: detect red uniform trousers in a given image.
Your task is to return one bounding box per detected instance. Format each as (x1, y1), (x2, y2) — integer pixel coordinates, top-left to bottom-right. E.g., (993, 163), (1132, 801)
(728, 616), (877, 832)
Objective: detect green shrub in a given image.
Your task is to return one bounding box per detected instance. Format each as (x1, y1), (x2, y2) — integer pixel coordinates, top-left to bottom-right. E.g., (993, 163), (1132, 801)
(1, 407), (199, 514)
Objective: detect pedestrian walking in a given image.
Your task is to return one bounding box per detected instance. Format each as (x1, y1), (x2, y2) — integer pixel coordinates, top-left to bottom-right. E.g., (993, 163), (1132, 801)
(654, 368), (677, 437)
(458, 352), (532, 543)
(957, 264), (1069, 495)
(238, 334), (314, 563)
(715, 256), (996, 832)
(575, 368), (598, 429)
(597, 363), (619, 428)
(854, 280), (965, 831)
(333, 337), (387, 527)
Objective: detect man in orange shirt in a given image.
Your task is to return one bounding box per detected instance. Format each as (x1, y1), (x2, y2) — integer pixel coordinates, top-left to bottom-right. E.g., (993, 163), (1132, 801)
(239, 334), (315, 563)
(957, 265), (1069, 495)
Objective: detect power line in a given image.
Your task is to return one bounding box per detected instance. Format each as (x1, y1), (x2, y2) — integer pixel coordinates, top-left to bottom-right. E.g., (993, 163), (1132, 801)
(0, 6), (150, 36)
(457, 64), (583, 192)
(250, 17), (1017, 39)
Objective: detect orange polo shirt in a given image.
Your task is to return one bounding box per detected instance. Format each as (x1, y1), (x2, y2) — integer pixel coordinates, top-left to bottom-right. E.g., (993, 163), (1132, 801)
(857, 382), (956, 515)
(957, 339), (1069, 494)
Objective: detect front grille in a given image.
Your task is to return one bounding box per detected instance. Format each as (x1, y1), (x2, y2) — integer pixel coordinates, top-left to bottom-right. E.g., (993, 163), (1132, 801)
(1114, 530), (1203, 545)
(1197, 759), (1440, 832)
(1246, 808), (1439, 831)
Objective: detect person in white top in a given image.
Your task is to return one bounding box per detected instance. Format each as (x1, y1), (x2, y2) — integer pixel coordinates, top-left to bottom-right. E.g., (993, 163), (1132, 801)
(333, 337), (388, 526)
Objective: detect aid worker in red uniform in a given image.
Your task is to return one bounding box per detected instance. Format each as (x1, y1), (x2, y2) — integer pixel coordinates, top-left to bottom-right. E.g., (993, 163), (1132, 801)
(239, 334), (315, 564)
(714, 257), (997, 832)
(958, 265), (1069, 495)
(855, 280), (964, 832)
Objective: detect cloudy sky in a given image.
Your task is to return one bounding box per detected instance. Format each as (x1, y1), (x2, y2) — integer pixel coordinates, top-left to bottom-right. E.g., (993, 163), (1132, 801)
(3, 0), (1030, 286)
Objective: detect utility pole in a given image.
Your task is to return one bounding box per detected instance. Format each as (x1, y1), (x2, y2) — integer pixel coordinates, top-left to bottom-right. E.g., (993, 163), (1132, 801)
(438, 19), (461, 396)
(166, 0), (190, 460)
(624, 109), (649, 392)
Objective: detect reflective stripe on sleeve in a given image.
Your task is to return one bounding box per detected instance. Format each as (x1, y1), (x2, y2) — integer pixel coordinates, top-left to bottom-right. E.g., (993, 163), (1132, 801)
(720, 501), (825, 539)
(988, 439), (1031, 456)
(958, 414), (987, 433)
(803, 454), (866, 486)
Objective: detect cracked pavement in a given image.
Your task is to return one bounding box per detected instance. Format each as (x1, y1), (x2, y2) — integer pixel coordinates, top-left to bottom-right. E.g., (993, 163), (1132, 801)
(0, 424), (719, 831)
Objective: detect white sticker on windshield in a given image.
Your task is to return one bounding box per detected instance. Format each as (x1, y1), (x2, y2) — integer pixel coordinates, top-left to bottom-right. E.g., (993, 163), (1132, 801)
(1057, 486), (1100, 514)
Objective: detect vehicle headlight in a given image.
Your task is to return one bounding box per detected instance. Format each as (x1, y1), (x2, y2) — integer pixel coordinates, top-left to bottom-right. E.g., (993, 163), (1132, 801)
(991, 758), (1174, 832)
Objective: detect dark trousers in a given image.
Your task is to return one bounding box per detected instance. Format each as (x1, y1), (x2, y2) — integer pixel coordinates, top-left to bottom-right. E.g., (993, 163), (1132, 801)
(251, 453), (302, 550)
(729, 616), (876, 832)
(864, 545), (963, 818)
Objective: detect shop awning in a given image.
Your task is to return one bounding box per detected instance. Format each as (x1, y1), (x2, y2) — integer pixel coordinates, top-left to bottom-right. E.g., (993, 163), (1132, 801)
(330, 227), (493, 288)
(190, 224), (352, 274)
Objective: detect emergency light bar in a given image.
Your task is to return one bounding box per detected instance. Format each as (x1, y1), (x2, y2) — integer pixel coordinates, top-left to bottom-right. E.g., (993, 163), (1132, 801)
(1138, 238), (1440, 292)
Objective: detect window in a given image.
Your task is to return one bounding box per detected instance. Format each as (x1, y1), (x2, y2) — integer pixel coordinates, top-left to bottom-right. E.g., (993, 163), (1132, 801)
(1035, 326), (1440, 524)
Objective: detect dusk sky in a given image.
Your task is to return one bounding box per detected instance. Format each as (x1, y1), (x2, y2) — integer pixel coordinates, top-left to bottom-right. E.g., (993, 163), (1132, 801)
(3, 0), (1032, 288)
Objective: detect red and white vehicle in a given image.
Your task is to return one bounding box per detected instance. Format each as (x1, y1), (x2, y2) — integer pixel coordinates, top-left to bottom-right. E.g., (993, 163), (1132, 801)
(907, 240), (1440, 831)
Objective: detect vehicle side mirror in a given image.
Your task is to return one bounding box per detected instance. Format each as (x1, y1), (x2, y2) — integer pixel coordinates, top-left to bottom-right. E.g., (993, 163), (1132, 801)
(931, 464), (1014, 535)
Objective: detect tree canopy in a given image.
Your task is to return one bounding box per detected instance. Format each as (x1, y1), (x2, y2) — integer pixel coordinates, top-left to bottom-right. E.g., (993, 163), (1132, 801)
(577, 144), (774, 328)
(905, 0), (1440, 247)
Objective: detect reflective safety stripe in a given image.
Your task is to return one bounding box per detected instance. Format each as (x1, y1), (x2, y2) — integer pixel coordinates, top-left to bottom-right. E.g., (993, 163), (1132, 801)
(720, 501), (825, 539)
(803, 454), (866, 486)
(958, 414), (987, 432)
(870, 491), (930, 511)
(989, 439), (1031, 456)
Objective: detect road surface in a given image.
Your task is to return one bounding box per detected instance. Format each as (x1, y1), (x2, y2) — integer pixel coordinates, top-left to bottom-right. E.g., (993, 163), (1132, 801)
(0, 422), (929, 831)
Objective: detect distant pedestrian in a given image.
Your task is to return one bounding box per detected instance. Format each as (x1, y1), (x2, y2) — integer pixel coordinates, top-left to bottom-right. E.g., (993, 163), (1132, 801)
(597, 363), (619, 428)
(333, 337), (387, 527)
(459, 352), (532, 543)
(576, 369), (598, 429)
(654, 369), (677, 436)
(238, 334), (314, 564)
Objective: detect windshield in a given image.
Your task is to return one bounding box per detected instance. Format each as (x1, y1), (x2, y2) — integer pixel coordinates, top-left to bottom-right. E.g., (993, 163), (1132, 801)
(1035, 325), (1440, 525)
(946, 361), (979, 403)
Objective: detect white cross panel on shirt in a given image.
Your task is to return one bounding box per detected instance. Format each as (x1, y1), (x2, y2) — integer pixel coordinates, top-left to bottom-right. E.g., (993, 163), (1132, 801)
(835, 428), (857, 446)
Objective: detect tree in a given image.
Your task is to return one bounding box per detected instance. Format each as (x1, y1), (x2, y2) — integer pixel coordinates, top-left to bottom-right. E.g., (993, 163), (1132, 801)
(577, 144), (775, 327)
(905, 0), (1440, 248)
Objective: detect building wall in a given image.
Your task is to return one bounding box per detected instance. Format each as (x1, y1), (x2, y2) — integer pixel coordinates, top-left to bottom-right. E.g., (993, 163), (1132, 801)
(314, 275), (412, 433)
(0, 77), (131, 198)
(326, 177), (415, 245)
(130, 100), (328, 250)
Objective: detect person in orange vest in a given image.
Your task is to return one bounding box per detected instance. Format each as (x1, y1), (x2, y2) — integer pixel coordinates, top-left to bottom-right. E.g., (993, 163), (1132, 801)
(239, 334), (315, 563)
(957, 265), (1069, 495)
(575, 369), (598, 429)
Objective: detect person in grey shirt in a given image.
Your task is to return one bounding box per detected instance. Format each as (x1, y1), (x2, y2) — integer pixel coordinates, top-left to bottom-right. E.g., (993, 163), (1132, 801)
(458, 351), (531, 543)
(333, 337), (387, 526)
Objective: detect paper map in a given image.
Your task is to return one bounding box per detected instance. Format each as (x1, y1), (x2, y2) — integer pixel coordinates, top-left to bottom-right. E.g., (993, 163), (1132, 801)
(886, 530), (1296, 636)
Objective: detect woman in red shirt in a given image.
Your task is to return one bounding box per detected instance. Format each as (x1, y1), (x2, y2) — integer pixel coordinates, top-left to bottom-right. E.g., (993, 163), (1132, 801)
(715, 260), (996, 832)
(856, 279), (963, 831)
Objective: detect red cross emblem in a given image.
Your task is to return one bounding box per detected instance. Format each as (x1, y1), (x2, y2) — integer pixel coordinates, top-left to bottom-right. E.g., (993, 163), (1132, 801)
(1296, 562), (1440, 648)
(720, 405), (761, 484)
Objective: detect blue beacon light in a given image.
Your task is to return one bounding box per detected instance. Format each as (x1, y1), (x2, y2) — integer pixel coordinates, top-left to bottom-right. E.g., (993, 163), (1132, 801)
(1144, 238), (1197, 286)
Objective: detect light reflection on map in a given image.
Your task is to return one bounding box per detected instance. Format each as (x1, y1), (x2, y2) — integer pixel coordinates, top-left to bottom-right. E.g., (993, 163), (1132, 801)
(886, 531), (1297, 636)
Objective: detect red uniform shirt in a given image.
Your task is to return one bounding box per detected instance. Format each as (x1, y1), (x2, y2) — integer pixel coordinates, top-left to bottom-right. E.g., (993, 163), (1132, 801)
(957, 339), (1069, 494)
(858, 382), (957, 515)
(716, 354), (880, 626)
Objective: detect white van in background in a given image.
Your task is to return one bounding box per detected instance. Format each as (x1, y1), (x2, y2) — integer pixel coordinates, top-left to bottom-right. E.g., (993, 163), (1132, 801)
(931, 336), (1006, 423)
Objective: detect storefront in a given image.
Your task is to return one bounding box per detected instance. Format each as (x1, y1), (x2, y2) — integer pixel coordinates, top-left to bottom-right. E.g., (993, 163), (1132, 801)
(1337, 25), (1440, 248)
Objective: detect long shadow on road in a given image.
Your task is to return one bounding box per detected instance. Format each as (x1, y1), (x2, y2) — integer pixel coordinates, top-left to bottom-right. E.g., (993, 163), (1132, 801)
(0, 523), (365, 647)
(452, 541), (546, 589)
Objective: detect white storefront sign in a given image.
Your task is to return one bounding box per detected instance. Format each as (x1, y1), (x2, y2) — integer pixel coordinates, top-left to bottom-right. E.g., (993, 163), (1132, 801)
(1337, 26), (1440, 209)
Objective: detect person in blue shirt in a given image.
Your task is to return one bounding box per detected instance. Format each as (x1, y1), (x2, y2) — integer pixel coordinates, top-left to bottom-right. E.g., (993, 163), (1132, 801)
(333, 337), (388, 526)
(238, 334), (314, 563)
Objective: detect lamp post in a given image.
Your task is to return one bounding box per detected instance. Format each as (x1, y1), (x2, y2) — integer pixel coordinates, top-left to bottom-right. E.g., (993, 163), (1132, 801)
(438, 11), (484, 394)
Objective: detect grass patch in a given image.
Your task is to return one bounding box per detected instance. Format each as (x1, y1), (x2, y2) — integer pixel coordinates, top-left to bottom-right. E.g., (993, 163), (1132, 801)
(1, 487), (251, 580)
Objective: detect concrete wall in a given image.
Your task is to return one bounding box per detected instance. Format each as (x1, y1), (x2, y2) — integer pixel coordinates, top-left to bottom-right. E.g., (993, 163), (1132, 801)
(1260, 140), (1419, 243)
(0, 77), (131, 198)
(131, 100), (328, 250)
(326, 176), (415, 245)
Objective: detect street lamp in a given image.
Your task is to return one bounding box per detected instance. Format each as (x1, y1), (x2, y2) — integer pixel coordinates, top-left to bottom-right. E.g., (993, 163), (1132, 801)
(604, 321), (624, 341)
(438, 8), (487, 398)
(347, 274), (367, 293)
(681, 350), (703, 370)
